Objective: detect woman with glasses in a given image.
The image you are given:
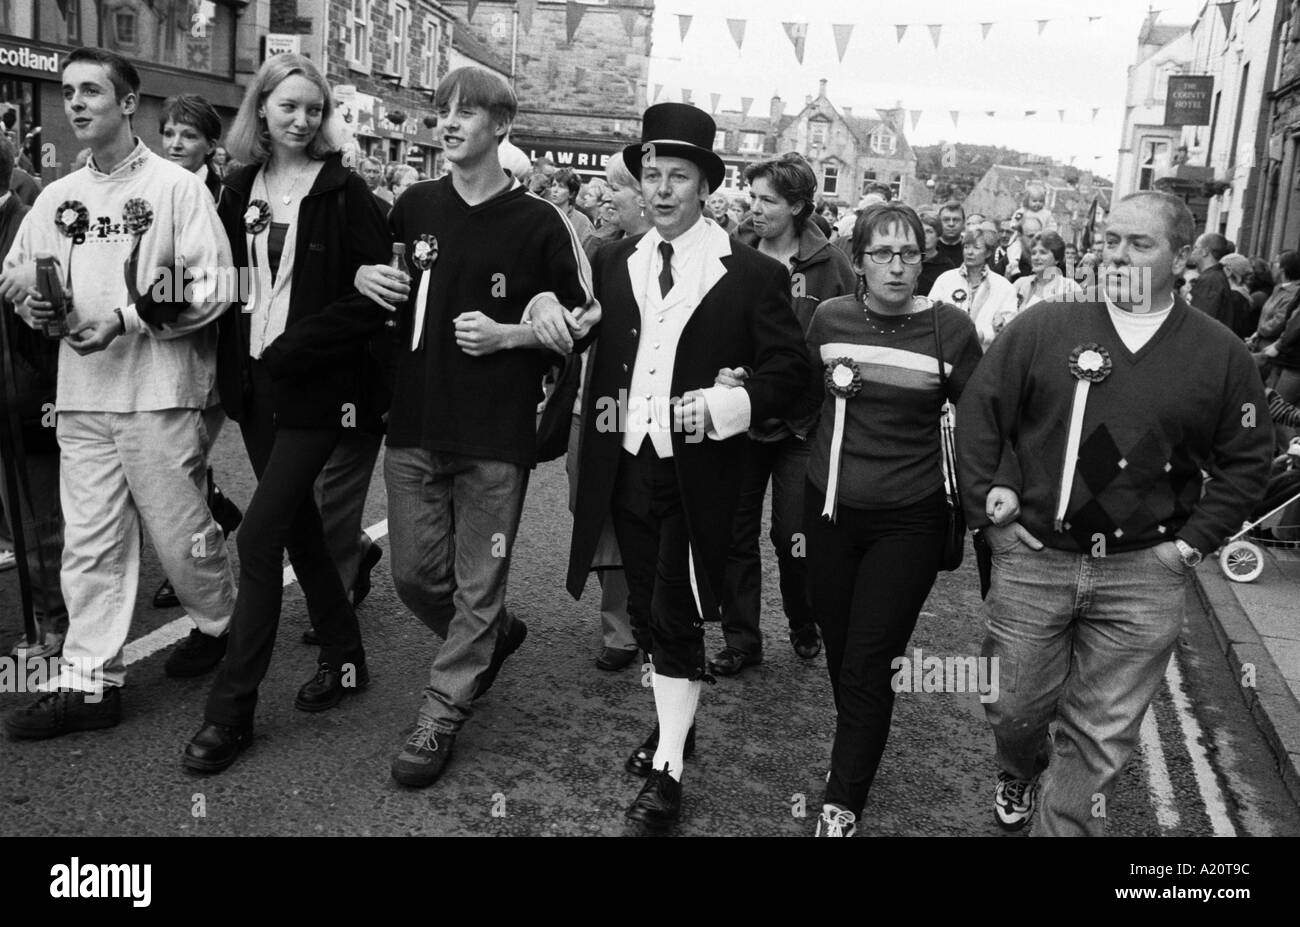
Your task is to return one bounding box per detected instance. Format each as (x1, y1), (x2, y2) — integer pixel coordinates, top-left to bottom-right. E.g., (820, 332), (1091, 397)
(1014, 230), (1082, 310)
(802, 203), (982, 836)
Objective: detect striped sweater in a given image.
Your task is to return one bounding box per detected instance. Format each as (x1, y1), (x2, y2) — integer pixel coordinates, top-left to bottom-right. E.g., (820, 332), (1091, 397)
(805, 297), (982, 509)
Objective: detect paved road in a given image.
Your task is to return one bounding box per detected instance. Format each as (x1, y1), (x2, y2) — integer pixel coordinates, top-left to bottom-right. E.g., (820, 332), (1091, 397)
(2, 429), (1298, 836)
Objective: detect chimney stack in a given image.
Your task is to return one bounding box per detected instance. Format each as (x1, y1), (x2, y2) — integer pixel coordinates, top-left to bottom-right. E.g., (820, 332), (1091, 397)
(769, 94), (783, 123)
(819, 78), (828, 97)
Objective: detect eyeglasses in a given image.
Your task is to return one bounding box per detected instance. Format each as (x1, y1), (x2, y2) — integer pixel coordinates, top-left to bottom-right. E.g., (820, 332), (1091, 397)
(863, 247), (923, 265)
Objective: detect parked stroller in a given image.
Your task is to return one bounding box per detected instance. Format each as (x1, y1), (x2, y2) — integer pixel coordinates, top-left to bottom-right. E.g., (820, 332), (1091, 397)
(1218, 435), (1300, 583)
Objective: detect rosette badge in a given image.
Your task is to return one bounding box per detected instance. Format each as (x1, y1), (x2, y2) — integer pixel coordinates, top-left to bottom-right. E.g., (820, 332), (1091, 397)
(408, 234), (440, 352)
(412, 233), (438, 271)
(951, 288), (968, 304)
(820, 358), (863, 521)
(122, 198), (154, 236)
(55, 201), (90, 244)
(244, 199), (271, 234)
(1055, 343), (1114, 531)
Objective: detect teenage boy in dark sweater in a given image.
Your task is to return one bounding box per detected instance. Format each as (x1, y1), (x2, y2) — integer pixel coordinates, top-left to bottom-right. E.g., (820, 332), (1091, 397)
(352, 67), (597, 788)
(957, 191), (1271, 836)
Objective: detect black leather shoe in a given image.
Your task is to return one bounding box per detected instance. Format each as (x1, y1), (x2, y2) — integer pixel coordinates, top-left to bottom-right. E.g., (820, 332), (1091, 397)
(626, 764), (682, 829)
(596, 646), (640, 672)
(183, 721), (253, 774)
(294, 660), (370, 712)
(353, 543), (383, 607)
(790, 624), (822, 660)
(152, 579), (180, 609)
(708, 646), (762, 676)
(4, 687), (121, 740)
(473, 613), (527, 699)
(625, 722), (696, 776)
(164, 629), (228, 678)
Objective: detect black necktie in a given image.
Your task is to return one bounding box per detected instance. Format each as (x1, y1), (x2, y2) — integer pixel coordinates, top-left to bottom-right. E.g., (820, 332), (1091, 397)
(658, 241), (674, 298)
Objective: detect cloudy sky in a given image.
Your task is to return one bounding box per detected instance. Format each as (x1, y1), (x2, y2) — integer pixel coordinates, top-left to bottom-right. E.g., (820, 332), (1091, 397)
(646, 0), (1207, 179)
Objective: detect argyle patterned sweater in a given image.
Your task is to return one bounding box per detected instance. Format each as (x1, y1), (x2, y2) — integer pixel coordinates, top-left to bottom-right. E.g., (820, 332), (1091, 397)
(956, 297), (1271, 554)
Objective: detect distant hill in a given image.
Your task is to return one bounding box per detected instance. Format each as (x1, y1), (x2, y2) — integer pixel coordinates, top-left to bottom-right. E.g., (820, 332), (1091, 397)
(913, 142), (1081, 204)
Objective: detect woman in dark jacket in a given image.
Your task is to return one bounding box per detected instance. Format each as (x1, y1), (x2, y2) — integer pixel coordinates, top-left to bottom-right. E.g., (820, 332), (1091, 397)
(182, 54), (392, 774)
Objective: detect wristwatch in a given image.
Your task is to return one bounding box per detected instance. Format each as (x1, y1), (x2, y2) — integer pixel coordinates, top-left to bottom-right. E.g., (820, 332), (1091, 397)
(1173, 539), (1202, 568)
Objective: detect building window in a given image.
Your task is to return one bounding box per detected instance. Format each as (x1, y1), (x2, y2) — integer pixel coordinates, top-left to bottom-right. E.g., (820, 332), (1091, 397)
(0, 0), (9, 33)
(809, 121), (827, 149)
(870, 131), (896, 156)
(740, 131), (763, 153)
(1138, 139), (1169, 190)
(723, 164), (740, 189)
(822, 165), (838, 195)
(389, 1), (409, 79)
(421, 18), (441, 88)
(891, 173), (902, 199)
(714, 130), (727, 150)
(67, 0), (82, 42)
(861, 170), (876, 194)
(348, 0), (371, 69)
(113, 8), (138, 48)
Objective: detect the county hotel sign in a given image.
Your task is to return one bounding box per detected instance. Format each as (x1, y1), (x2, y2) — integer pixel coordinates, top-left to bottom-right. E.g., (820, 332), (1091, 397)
(1164, 75), (1214, 127)
(0, 38), (61, 76)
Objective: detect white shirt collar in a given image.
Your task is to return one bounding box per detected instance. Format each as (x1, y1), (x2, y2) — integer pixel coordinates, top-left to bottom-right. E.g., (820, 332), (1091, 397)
(645, 213), (711, 256)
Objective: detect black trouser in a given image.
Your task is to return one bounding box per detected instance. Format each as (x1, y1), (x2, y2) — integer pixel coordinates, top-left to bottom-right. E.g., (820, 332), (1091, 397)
(610, 443), (707, 680)
(719, 435), (814, 655)
(805, 482), (946, 818)
(205, 361), (364, 727)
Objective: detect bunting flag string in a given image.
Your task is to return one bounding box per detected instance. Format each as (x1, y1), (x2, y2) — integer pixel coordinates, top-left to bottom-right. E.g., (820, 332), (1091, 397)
(710, 92), (721, 114)
(783, 22), (809, 63)
(518, 0), (536, 34)
(832, 23), (854, 62)
(895, 24), (908, 43)
(741, 96), (753, 117)
(727, 18), (747, 50)
(981, 22), (993, 39)
(950, 110), (960, 128)
(1217, 2), (1237, 32)
(1058, 109), (1065, 121)
(618, 8), (639, 40)
(564, 1), (585, 45)
(1037, 19), (1048, 36)
(678, 13), (693, 43)
(909, 110), (923, 133)
(927, 24), (942, 48)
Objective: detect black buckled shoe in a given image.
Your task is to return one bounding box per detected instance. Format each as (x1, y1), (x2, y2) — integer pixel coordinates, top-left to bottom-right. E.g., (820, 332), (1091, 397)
(152, 579), (180, 609)
(294, 660), (370, 712)
(353, 542), (383, 608)
(626, 763), (682, 830)
(625, 722), (696, 776)
(164, 629), (228, 678)
(473, 614), (528, 699)
(708, 646), (762, 677)
(4, 687), (121, 740)
(182, 721), (253, 774)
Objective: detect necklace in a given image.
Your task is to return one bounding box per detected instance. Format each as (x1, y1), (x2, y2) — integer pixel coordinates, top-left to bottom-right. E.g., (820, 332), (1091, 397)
(267, 161), (313, 205)
(861, 295), (927, 334)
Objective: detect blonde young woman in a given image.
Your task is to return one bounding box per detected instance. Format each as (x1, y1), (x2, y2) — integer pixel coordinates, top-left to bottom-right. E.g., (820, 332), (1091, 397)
(183, 54), (392, 774)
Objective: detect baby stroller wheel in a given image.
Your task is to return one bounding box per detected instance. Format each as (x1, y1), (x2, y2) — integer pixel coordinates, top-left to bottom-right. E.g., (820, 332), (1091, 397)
(1219, 540), (1264, 583)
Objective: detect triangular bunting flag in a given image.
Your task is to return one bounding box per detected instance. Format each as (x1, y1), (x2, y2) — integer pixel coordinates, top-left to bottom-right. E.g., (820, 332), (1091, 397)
(927, 24), (942, 48)
(782, 22), (809, 63)
(564, 1), (586, 45)
(909, 110), (922, 133)
(950, 110), (960, 128)
(727, 18), (747, 51)
(832, 24), (854, 62)
(1217, 2), (1236, 32)
(985, 110), (996, 118)
(653, 83), (663, 102)
(1088, 16), (1101, 25)
(465, 0), (480, 22)
(1058, 109), (1065, 122)
(1037, 20), (1048, 36)
(710, 93), (721, 115)
(1024, 110), (1037, 118)
(678, 14), (693, 43)
(682, 88), (693, 105)
(619, 8), (638, 40)
(895, 24), (908, 43)
(518, 0), (536, 34)
(1091, 108), (1100, 122)
(980, 22), (993, 39)
(741, 96), (754, 117)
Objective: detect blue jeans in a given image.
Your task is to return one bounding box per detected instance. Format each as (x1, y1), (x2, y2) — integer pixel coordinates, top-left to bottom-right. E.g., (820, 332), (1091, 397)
(384, 446), (527, 733)
(982, 539), (1188, 836)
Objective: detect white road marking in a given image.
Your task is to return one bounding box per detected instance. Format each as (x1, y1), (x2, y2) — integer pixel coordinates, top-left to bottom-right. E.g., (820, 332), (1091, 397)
(1164, 653), (1237, 836)
(1139, 707), (1180, 830)
(123, 519), (390, 667)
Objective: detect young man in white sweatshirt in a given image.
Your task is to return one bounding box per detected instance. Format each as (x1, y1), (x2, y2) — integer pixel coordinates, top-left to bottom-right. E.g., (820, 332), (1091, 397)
(0, 48), (236, 738)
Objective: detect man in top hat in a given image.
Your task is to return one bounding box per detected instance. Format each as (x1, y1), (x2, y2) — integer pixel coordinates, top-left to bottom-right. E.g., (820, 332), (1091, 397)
(567, 103), (809, 829)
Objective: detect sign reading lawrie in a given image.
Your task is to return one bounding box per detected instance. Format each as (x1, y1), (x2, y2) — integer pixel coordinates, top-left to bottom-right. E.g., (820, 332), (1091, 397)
(1165, 75), (1214, 126)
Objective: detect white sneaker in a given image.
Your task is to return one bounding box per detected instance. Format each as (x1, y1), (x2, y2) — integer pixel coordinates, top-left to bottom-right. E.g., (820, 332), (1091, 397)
(815, 804), (857, 837)
(994, 771), (1038, 831)
(0, 549), (15, 571)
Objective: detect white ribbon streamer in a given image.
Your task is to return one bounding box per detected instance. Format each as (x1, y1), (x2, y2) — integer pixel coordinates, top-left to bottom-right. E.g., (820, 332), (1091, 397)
(822, 395), (847, 521)
(1055, 378), (1091, 531)
(411, 269), (431, 351)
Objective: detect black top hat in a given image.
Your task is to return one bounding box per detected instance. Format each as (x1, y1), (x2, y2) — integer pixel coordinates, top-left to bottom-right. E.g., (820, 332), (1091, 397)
(622, 103), (726, 193)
